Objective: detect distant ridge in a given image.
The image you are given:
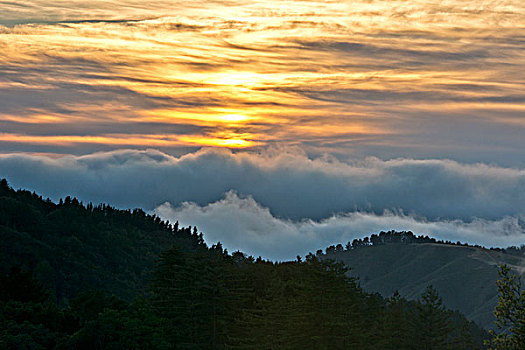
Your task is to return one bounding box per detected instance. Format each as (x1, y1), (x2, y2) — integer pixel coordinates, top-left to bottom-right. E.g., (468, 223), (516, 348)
(320, 231), (525, 329)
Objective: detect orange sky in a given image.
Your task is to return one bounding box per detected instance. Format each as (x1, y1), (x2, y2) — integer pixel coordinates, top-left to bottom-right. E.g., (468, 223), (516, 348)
(0, 0), (524, 164)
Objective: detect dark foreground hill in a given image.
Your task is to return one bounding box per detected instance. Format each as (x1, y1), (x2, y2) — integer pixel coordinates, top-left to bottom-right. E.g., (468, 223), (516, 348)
(322, 232), (525, 330)
(0, 180), (497, 348)
(0, 178), (200, 303)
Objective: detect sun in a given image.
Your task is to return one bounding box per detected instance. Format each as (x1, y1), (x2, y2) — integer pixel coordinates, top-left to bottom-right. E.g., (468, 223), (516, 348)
(179, 135), (261, 148)
(219, 114), (249, 122)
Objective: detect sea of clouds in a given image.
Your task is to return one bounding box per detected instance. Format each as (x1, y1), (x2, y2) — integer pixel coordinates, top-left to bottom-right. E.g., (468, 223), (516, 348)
(2, 147), (524, 260)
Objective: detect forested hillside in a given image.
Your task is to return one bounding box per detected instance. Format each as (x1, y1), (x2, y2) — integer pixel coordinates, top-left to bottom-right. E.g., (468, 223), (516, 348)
(0, 178), (199, 303)
(0, 180), (493, 348)
(321, 231), (525, 330)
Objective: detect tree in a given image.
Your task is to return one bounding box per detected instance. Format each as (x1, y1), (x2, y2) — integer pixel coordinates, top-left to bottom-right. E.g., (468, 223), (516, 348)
(380, 291), (412, 350)
(486, 264), (525, 350)
(450, 318), (477, 350)
(152, 245), (243, 349)
(412, 285), (453, 350)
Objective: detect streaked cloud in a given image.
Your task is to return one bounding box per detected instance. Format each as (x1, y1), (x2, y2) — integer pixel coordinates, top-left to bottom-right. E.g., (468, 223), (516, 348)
(0, 0), (523, 164)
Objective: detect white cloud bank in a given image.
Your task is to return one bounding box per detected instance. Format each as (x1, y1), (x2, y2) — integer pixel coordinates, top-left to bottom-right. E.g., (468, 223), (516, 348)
(155, 191), (525, 261)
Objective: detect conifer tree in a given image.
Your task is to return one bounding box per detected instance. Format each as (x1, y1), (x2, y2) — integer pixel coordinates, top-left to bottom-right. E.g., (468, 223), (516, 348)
(412, 285), (453, 350)
(450, 319), (477, 350)
(380, 291), (412, 350)
(300, 257), (368, 349)
(486, 264), (525, 350)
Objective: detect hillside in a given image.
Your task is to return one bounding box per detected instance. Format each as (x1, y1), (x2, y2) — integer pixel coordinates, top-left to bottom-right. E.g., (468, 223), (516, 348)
(0, 178), (201, 303)
(323, 233), (525, 329)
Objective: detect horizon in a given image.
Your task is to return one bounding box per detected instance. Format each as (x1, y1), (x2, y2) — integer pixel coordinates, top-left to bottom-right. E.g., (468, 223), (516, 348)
(4, 175), (523, 260)
(2, 173), (524, 261)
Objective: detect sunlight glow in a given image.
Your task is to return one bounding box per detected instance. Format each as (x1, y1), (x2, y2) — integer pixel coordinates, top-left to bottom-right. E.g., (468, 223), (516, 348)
(179, 136), (261, 148)
(0, 0), (522, 153)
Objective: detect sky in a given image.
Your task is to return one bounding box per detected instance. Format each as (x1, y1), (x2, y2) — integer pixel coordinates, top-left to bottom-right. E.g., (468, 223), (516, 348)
(0, 0), (524, 260)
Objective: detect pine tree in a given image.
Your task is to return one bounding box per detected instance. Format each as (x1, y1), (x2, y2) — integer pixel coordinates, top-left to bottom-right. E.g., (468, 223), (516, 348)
(150, 245), (192, 346)
(486, 264), (525, 350)
(450, 319), (477, 350)
(412, 285), (453, 350)
(226, 261), (291, 349)
(152, 245), (249, 349)
(299, 257), (368, 349)
(380, 291), (412, 350)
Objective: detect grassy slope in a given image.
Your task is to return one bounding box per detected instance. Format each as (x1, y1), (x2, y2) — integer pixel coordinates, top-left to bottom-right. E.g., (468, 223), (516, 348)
(326, 243), (525, 329)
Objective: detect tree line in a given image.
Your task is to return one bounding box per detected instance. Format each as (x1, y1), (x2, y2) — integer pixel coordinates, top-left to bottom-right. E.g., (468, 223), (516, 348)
(1, 244), (487, 349)
(320, 230), (524, 257)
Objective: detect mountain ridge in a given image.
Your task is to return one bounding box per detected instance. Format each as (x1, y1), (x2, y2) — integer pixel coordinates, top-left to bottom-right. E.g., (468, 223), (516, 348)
(322, 237), (525, 329)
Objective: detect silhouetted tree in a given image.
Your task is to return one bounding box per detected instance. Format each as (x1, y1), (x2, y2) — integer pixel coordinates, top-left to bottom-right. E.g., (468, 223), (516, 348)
(412, 285), (453, 350)
(486, 264), (525, 350)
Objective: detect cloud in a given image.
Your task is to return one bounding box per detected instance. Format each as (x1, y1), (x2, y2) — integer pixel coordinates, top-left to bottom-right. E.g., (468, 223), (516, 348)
(1, 1), (523, 161)
(1, 0), (523, 261)
(154, 192), (525, 261)
(1, 148), (524, 224)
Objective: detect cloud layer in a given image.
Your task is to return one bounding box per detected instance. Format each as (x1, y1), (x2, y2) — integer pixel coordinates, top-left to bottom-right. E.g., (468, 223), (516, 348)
(155, 192), (525, 261)
(2, 148), (524, 259)
(1, 148), (524, 219)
